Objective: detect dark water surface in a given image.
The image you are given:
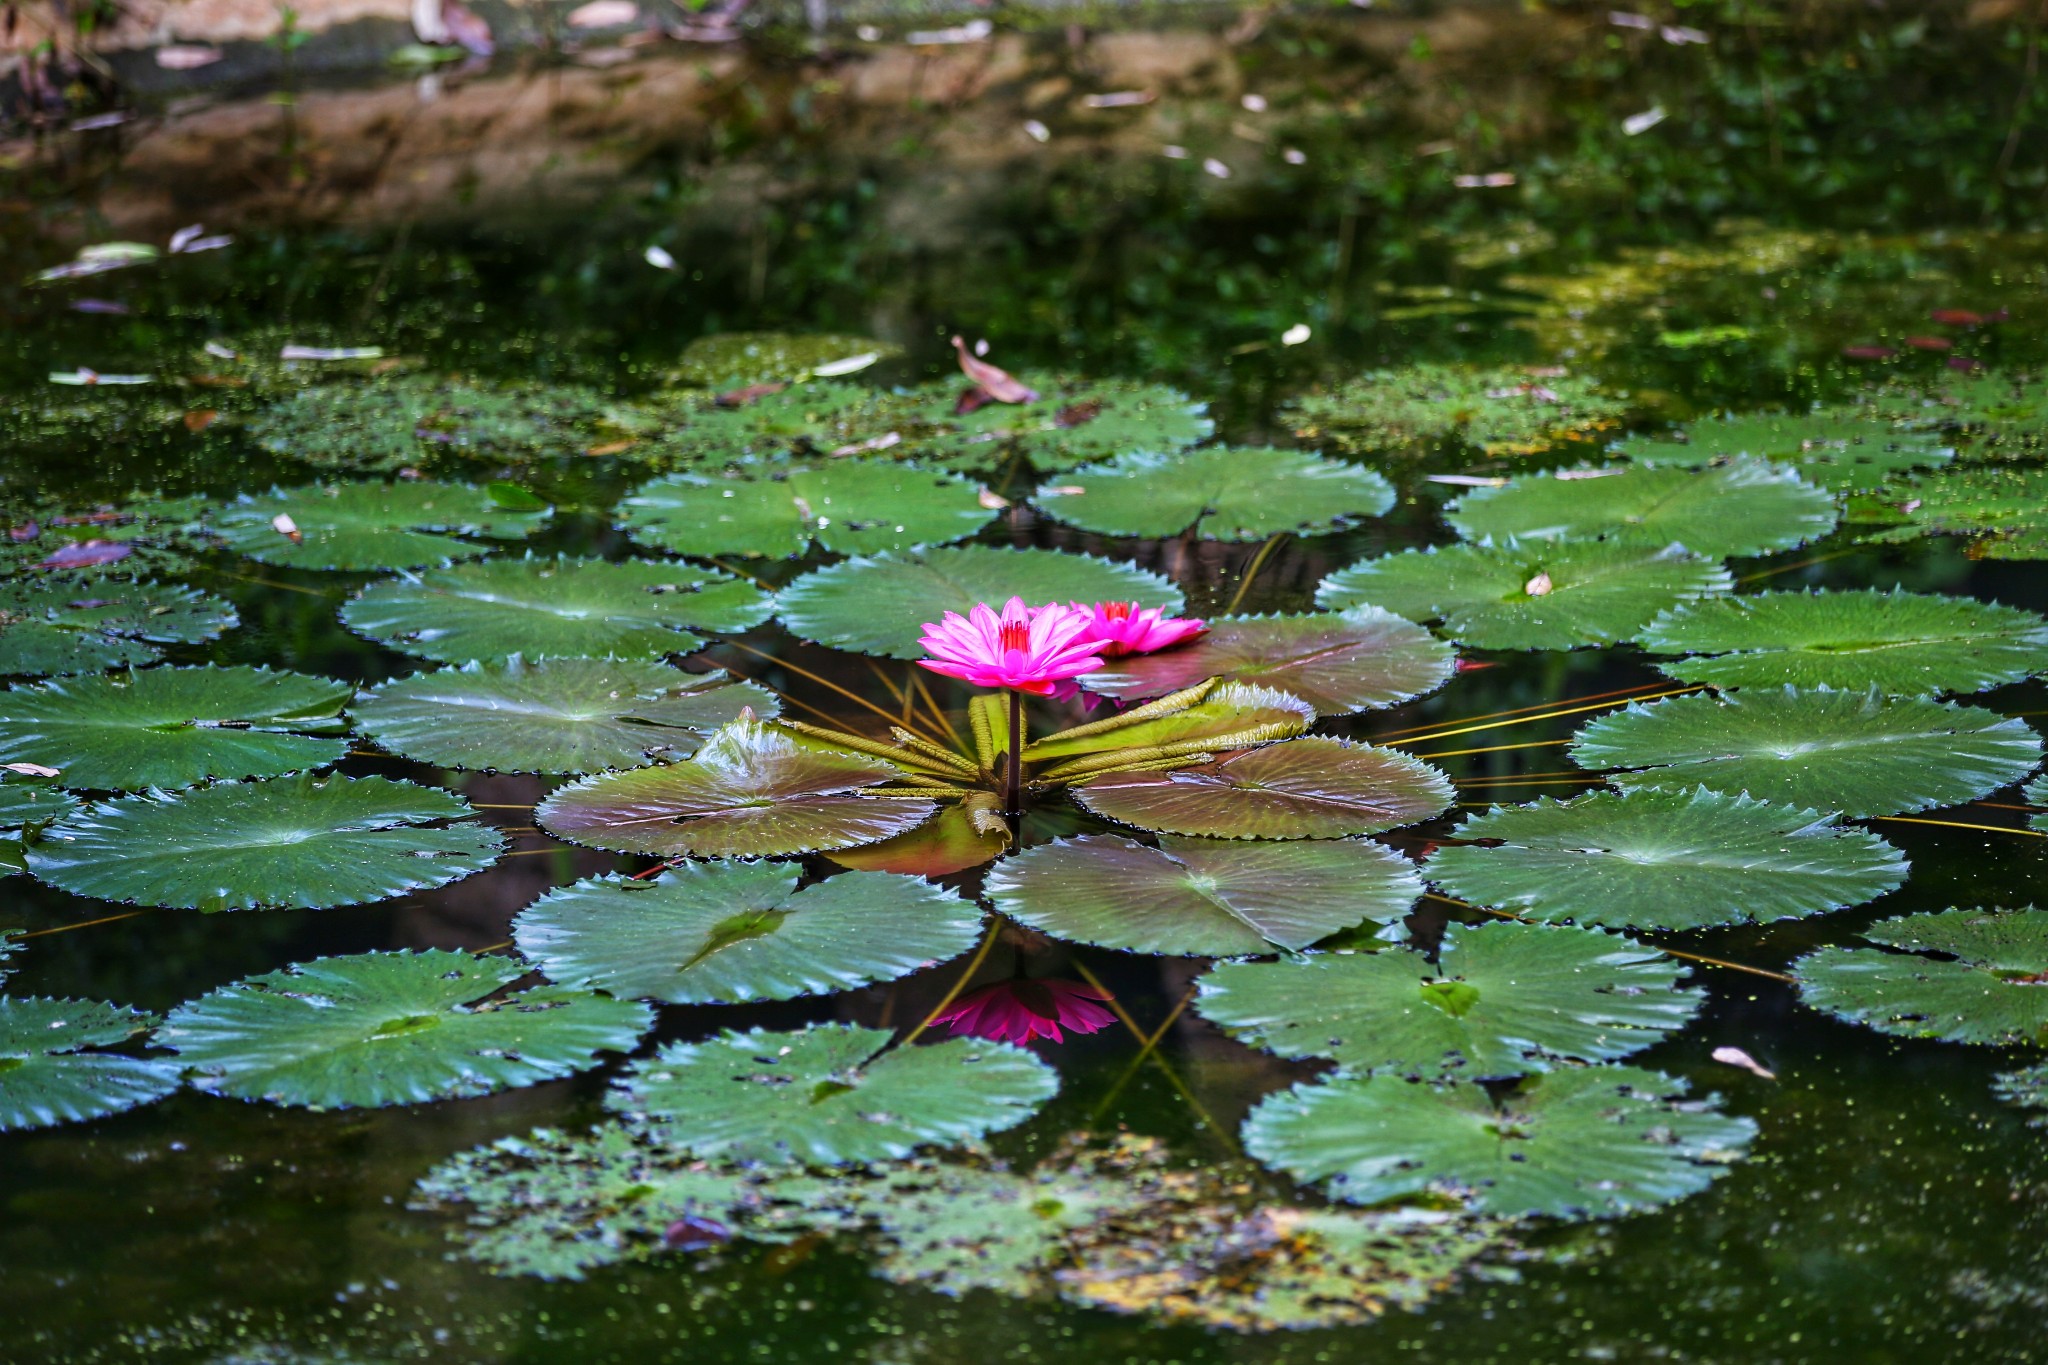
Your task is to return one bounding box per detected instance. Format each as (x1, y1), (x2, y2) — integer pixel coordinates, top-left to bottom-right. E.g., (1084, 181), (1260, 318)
(3, 3), (2048, 1361)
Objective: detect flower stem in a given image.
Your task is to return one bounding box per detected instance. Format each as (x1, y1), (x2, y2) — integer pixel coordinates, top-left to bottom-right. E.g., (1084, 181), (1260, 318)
(1005, 687), (1023, 823)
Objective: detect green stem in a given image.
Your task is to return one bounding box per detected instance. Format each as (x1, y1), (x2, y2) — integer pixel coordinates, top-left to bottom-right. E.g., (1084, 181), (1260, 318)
(1005, 688), (1023, 823)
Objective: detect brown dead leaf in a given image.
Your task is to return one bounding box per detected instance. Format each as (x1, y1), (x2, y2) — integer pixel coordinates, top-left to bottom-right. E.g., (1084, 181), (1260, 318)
(184, 409), (219, 432)
(951, 336), (1038, 404)
(1523, 571), (1554, 597)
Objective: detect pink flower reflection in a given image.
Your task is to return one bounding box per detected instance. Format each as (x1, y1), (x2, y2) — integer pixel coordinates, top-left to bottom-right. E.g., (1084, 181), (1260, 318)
(932, 978), (1116, 1045)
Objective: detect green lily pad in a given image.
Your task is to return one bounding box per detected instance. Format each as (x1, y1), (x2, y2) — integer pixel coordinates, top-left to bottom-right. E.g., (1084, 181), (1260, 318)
(207, 481), (552, 571)
(1076, 737), (1455, 840)
(609, 1023), (1058, 1165)
(162, 950), (651, 1110)
(0, 665), (351, 792)
(1793, 907), (2048, 1048)
(984, 833), (1422, 956)
(1286, 365), (1630, 456)
(0, 773), (75, 877)
(1570, 688), (2043, 818)
(1618, 409), (1954, 492)
(28, 773), (503, 912)
(2030, 774), (2047, 832)
(1316, 541), (1731, 651)
(1197, 922), (1699, 1079)
(1447, 461), (1838, 558)
(537, 712), (937, 857)
(618, 465), (995, 560)
(1425, 788), (1908, 931)
(1242, 1066), (1755, 1219)
(1081, 609), (1455, 716)
(341, 556), (773, 664)
(352, 659), (776, 774)
(0, 996), (181, 1132)
(672, 332), (902, 387)
(513, 863), (983, 1004)
(1994, 1062), (2047, 1125)
(1855, 466), (2048, 560)
(1034, 447), (1394, 541)
(629, 382), (919, 469)
(0, 496), (213, 581)
(776, 545), (1183, 660)
(905, 379), (1214, 474)
(248, 378), (610, 472)
(0, 577), (237, 678)
(1639, 589), (2048, 695)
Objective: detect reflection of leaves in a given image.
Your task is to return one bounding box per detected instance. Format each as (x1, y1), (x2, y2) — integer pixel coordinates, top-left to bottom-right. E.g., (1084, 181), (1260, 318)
(986, 833), (1421, 955)
(1425, 788), (1908, 931)
(0, 996), (181, 1132)
(1640, 589), (2048, 695)
(513, 863), (982, 1004)
(1286, 365), (1629, 456)
(1244, 1066), (1756, 1219)
(1619, 409), (1953, 492)
(163, 950), (651, 1110)
(609, 1023), (1057, 1165)
(208, 481), (551, 571)
(1571, 687), (2043, 818)
(0, 577), (237, 678)
(1448, 460), (1838, 558)
(1794, 907), (2048, 1048)
(29, 774), (503, 912)
(619, 465), (994, 559)
(1318, 540), (1730, 651)
(1035, 447), (1394, 540)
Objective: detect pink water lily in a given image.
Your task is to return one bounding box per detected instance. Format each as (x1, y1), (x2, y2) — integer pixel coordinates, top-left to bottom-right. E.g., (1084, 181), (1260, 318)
(916, 597), (1105, 696)
(1082, 601), (1208, 658)
(932, 978), (1116, 1046)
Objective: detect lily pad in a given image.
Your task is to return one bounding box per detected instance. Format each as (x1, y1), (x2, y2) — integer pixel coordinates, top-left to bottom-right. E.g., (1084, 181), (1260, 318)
(341, 556), (773, 664)
(207, 481), (552, 571)
(630, 382), (918, 469)
(1793, 907), (2048, 1048)
(0, 665), (352, 791)
(1075, 737), (1455, 840)
(1618, 410), (1954, 492)
(1855, 466), (2048, 560)
(0, 773), (75, 876)
(776, 546), (1183, 660)
(1286, 365), (1630, 456)
(618, 465), (994, 560)
(0, 577), (237, 678)
(28, 773), (503, 912)
(537, 712), (937, 857)
(1034, 447), (1394, 541)
(352, 659), (776, 774)
(984, 834), (1422, 956)
(1081, 609), (1455, 716)
(0, 996), (181, 1132)
(1570, 688), (2043, 818)
(1242, 1066), (1755, 1219)
(609, 1022), (1057, 1165)
(249, 378), (610, 472)
(2031, 774), (2048, 832)
(162, 951), (651, 1110)
(1197, 922), (1700, 1079)
(1447, 461), (1838, 558)
(672, 332), (901, 387)
(1994, 1063), (2047, 1125)
(1424, 788), (1908, 931)
(905, 379), (1214, 474)
(1316, 541), (1731, 651)
(512, 863), (983, 1004)
(1639, 589), (2048, 695)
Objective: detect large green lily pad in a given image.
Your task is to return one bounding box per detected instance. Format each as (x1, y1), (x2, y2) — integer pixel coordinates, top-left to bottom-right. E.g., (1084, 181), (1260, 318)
(0, 665), (351, 791)
(1425, 787), (1908, 931)
(1793, 907), (2048, 1048)
(618, 465), (995, 559)
(28, 773), (503, 911)
(1316, 541), (1731, 651)
(0, 577), (237, 678)
(537, 712), (937, 857)
(341, 556), (774, 664)
(984, 834), (1421, 956)
(1082, 609), (1455, 715)
(776, 546), (1183, 660)
(1570, 687), (2043, 818)
(609, 1023), (1057, 1165)
(1639, 589), (2048, 695)
(162, 951), (651, 1110)
(1242, 1066), (1755, 1219)
(513, 863), (983, 1004)
(1618, 409), (1954, 492)
(1197, 922), (1699, 1079)
(0, 996), (181, 1132)
(1286, 365), (1630, 456)
(1447, 460), (1838, 558)
(351, 659), (775, 774)
(207, 481), (552, 571)
(1034, 447), (1394, 541)
(1075, 737), (1454, 840)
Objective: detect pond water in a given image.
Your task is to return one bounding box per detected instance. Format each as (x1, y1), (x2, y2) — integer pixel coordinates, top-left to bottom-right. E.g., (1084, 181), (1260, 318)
(3, 4), (2048, 1362)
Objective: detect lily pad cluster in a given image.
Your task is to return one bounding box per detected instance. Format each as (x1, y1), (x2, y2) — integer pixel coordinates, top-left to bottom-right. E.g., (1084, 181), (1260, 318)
(1286, 364), (1630, 456)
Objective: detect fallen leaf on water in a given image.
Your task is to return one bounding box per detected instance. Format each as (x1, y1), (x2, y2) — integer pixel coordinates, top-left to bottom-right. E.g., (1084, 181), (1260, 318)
(1162, 145), (1190, 160)
(9, 522), (40, 542)
(281, 345), (383, 361)
(1281, 323), (1311, 346)
(272, 513), (303, 544)
(442, 0), (495, 55)
(828, 432), (902, 457)
(1947, 356), (1985, 372)
(1055, 400), (1102, 428)
(204, 340), (239, 360)
(1023, 120), (1050, 143)
(1610, 11), (1655, 29)
(1203, 158), (1232, 179)
(1453, 173), (1517, 189)
(50, 368), (151, 385)
(1662, 24), (1709, 44)
(1554, 467), (1625, 480)
(1929, 308), (1998, 326)
(715, 382), (788, 408)
(1840, 345), (1896, 360)
(185, 409), (219, 432)
(645, 245), (677, 270)
(39, 540), (132, 570)
(1710, 1046), (1776, 1080)
(1904, 336), (1952, 351)
(155, 45), (224, 69)
(1426, 475), (1508, 487)
(951, 336), (1038, 404)
(1040, 485), (1086, 497)
(1241, 93), (1268, 112)
(1523, 571), (1554, 597)
(568, 0), (639, 25)
(1622, 107), (1666, 136)
(905, 19), (991, 44)
(1081, 91), (1154, 109)
(70, 299), (130, 314)
(977, 488), (1012, 510)
(1282, 147), (1306, 165)
(2, 763), (62, 778)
